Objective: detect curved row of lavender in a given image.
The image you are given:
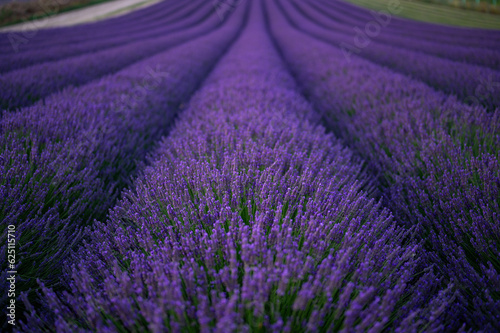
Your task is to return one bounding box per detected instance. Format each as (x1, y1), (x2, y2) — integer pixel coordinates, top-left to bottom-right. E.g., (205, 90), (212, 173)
(0, 1), (224, 112)
(278, 0), (500, 110)
(318, 0), (500, 49)
(0, 0), (209, 73)
(297, 0), (500, 70)
(21, 1), (451, 331)
(0, 5), (246, 330)
(267, 0), (499, 330)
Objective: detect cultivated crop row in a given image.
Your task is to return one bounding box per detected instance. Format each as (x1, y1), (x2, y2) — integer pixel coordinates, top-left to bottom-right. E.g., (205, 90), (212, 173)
(268, 0), (500, 330)
(1, 5), (245, 329)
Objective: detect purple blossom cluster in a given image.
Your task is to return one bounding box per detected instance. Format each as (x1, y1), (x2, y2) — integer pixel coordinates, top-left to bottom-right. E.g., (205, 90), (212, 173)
(267, 0), (500, 330)
(1, 0), (498, 331)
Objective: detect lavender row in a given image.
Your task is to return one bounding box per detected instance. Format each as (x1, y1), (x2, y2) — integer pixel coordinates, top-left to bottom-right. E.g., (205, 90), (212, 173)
(318, 0), (500, 49)
(295, 0), (500, 70)
(268, 0), (500, 330)
(0, 4), (224, 112)
(278, 0), (500, 110)
(22, 2), (451, 331)
(0, 0), (186, 53)
(0, 7), (245, 331)
(0, 0), (209, 74)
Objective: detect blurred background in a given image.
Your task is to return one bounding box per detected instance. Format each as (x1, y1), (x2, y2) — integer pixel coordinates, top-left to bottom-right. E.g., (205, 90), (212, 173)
(0, 0), (499, 30)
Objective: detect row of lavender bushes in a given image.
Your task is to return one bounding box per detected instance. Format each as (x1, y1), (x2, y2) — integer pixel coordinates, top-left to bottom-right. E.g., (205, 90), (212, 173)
(267, 0), (500, 330)
(0, 5), (245, 330)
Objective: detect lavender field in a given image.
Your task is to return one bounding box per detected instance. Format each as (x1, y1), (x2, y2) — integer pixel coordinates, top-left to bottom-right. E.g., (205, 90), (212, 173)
(1, 0), (499, 331)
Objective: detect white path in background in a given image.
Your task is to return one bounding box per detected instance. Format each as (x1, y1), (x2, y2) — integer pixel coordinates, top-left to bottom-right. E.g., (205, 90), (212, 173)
(0, 0), (163, 32)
